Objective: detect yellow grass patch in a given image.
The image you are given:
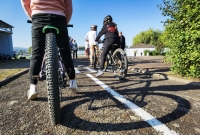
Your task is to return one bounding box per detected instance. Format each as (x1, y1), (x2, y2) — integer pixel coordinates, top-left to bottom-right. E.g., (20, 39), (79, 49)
(0, 68), (27, 81)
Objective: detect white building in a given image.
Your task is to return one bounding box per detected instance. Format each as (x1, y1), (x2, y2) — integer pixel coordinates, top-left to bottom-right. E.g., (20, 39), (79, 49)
(0, 20), (14, 56)
(125, 43), (156, 56)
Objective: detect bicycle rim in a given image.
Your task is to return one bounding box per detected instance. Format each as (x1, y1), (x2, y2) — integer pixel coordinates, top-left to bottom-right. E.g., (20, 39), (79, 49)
(45, 32), (60, 125)
(113, 48), (128, 78)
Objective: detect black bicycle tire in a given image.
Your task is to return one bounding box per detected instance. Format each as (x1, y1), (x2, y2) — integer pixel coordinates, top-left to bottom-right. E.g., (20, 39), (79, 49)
(4, 55), (9, 60)
(1, 58), (6, 63)
(45, 32), (60, 125)
(113, 48), (128, 77)
(124, 55), (128, 76)
(93, 50), (97, 69)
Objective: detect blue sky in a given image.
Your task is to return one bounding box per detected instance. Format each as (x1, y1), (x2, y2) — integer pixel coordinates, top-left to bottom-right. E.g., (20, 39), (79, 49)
(0, 0), (166, 48)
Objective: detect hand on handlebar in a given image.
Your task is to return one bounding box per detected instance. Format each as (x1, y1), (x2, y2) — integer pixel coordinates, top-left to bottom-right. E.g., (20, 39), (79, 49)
(27, 20), (73, 27)
(97, 40), (103, 44)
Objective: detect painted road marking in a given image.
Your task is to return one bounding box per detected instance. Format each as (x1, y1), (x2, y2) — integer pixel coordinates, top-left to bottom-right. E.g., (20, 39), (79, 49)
(84, 67), (97, 73)
(78, 65), (84, 67)
(75, 68), (81, 74)
(86, 74), (178, 135)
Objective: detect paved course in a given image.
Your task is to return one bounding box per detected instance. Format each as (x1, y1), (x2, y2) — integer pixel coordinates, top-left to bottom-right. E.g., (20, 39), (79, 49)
(0, 57), (200, 135)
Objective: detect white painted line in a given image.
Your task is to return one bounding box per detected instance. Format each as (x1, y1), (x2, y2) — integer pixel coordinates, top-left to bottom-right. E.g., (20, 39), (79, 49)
(84, 67), (97, 73)
(78, 65), (84, 67)
(86, 74), (178, 135)
(75, 68), (81, 74)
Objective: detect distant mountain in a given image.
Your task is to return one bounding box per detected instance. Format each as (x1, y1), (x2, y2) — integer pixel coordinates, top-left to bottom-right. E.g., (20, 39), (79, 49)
(13, 47), (28, 52)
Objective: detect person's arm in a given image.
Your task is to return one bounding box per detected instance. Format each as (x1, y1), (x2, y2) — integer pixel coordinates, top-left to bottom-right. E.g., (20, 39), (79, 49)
(84, 32), (89, 41)
(64, 0), (72, 23)
(21, 0), (32, 20)
(124, 36), (126, 47)
(85, 43), (87, 50)
(96, 25), (107, 41)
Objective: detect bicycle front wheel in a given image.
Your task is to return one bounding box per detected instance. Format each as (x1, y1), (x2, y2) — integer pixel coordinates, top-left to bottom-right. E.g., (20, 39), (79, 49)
(45, 32), (60, 125)
(113, 48), (128, 78)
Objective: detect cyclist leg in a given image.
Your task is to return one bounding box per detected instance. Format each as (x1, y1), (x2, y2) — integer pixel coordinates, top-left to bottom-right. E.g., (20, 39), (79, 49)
(52, 15), (78, 93)
(100, 38), (118, 70)
(89, 45), (95, 66)
(28, 14), (50, 100)
(56, 22), (74, 78)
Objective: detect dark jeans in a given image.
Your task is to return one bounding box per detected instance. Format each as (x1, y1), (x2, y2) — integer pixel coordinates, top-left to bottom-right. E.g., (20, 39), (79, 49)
(73, 50), (77, 59)
(30, 13), (75, 84)
(100, 37), (120, 70)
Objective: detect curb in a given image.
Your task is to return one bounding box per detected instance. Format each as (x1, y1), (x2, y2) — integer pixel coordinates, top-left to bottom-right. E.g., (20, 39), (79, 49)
(129, 67), (200, 86)
(0, 68), (29, 87)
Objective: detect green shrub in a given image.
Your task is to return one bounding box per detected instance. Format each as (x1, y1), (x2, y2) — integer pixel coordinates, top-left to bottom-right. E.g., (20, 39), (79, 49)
(151, 50), (158, 56)
(144, 50), (150, 56)
(159, 0), (200, 78)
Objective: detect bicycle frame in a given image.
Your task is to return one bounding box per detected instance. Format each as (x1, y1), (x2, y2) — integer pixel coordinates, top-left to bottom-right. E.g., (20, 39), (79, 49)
(28, 20), (73, 125)
(38, 49), (66, 86)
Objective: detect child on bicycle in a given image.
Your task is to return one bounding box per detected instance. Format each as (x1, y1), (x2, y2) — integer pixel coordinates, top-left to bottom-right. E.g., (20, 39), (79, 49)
(84, 25), (99, 66)
(95, 15), (120, 77)
(21, 0), (78, 100)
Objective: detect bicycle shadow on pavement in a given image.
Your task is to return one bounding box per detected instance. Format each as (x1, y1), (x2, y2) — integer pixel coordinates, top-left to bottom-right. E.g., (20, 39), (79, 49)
(60, 80), (194, 132)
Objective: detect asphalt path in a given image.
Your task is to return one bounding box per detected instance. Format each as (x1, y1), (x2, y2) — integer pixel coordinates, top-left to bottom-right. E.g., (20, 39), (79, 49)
(0, 58), (200, 135)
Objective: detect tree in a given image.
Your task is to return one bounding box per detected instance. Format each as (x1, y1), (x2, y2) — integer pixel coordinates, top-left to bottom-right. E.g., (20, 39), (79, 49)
(28, 46), (32, 54)
(158, 0), (200, 78)
(132, 28), (162, 45)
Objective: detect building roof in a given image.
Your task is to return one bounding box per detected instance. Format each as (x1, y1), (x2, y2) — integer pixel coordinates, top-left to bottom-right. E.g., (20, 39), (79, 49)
(0, 20), (14, 34)
(130, 43), (156, 48)
(0, 20), (14, 28)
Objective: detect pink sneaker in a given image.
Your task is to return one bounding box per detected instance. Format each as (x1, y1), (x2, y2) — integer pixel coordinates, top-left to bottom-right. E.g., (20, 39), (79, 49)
(27, 84), (38, 100)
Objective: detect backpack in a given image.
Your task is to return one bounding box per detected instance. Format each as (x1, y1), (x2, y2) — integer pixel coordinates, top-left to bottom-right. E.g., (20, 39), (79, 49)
(107, 22), (117, 32)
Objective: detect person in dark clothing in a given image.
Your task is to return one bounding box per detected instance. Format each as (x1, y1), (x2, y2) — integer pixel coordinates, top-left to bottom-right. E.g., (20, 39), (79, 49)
(95, 15), (120, 77)
(119, 31), (126, 50)
(73, 39), (78, 59)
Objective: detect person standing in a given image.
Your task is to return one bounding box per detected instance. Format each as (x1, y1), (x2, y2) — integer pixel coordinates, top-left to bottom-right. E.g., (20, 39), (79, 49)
(69, 37), (74, 58)
(73, 39), (78, 59)
(85, 40), (90, 59)
(84, 25), (99, 66)
(21, 0), (78, 100)
(119, 31), (126, 50)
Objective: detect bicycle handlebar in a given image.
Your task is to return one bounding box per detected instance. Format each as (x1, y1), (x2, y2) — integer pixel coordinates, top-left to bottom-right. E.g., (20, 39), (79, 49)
(27, 20), (73, 27)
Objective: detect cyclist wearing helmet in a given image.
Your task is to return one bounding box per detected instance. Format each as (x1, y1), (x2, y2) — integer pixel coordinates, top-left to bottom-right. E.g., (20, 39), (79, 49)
(84, 25), (99, 66)
(95, 15), (120, 77)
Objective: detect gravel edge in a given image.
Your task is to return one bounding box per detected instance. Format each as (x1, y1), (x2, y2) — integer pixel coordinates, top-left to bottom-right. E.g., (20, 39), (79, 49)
(0, 68), (29, 87)
(129, 67), (200, 86)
